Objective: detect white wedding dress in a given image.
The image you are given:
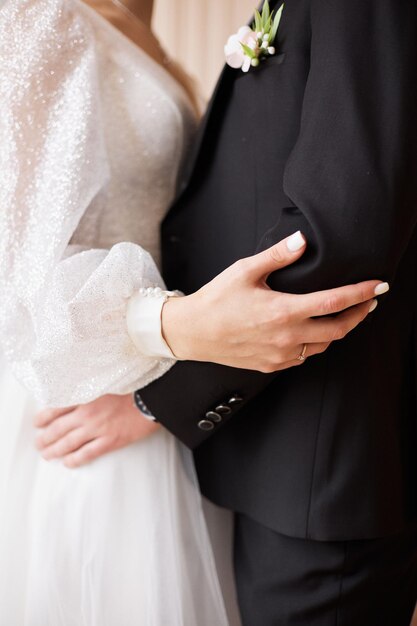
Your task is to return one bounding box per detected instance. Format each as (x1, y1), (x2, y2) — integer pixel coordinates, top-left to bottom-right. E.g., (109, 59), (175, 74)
(0, 1), (239, 625)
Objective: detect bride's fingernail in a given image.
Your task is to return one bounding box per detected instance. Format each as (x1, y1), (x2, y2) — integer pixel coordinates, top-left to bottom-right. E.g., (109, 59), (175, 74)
(287, 231), (306, 252)
(374, 282), (390, 296)
(368, 300), (378, 313)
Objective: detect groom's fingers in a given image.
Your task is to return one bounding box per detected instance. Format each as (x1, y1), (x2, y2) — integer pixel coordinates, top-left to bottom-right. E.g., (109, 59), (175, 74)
(34, 405), (77, 428)
(63, 437), (111, 469)
(36, 412), (81, 450)
(41, 427), (89, 461)
(295, 280), (389, 319)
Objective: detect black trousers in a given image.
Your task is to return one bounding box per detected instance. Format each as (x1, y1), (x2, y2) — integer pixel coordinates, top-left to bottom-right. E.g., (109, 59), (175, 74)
(234, 514), (417, 626)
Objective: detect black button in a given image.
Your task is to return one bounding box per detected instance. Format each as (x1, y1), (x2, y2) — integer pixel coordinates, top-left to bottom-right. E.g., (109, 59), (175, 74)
(206, 411), (222, 423)
(198, 420), (215, 431)
(169, 234), (181, 244)
(228, 395), (243, 405)
(215, 405), (232, 415)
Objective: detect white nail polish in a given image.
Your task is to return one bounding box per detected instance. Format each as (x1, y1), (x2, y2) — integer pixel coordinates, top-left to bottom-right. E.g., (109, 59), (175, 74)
(368, 300), (378, 313)
(287, 231), (305, 252)
(374, 282), (390, 296)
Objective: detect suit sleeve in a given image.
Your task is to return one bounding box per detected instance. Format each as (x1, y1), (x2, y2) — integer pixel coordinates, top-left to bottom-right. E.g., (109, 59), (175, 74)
(264, 0), (417, 293)
(139, 0), (417, 449)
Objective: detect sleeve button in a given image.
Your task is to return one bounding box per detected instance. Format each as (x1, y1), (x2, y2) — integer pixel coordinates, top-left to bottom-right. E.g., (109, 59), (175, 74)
(228, 395), (243, 405)
(215, 405), (232, 415)
(205, 411), (223, 423)
(198, 420), (215, 431)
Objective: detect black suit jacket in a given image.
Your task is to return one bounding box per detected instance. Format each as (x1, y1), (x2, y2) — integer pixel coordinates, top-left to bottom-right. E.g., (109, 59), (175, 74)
(140, 0), (417, 540)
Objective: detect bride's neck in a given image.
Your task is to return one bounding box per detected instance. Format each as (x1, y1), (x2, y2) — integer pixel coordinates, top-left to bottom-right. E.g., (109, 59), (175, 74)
(86, 1), (154, 29)
(113, 0), (154, 28)
(84, 0), (200, 117)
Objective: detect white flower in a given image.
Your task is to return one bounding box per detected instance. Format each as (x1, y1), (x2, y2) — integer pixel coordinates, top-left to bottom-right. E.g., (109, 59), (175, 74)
(242, 57), (252, 73)
(225, 26), (258, 70)
(225, 2), (285, 73)
(224, 34), (245, 69)
(237, 26), (254, 43)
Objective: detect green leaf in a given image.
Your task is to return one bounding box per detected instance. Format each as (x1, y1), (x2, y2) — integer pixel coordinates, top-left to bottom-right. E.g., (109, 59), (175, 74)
(264, 14), (272, 33)
(262, 0), (270, 26)
(240, 43), (256, 59)
(270, 4), (284, 44)
(254, 9), (262, 34)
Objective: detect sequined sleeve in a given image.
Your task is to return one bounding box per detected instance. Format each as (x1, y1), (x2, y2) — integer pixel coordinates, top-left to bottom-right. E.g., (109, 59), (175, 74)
(0, 0), (175, 407)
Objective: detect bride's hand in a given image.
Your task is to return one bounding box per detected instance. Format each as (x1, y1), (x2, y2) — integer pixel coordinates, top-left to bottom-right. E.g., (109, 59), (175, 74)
(34, 394), (159, 468)
(162, 231), (387, 372)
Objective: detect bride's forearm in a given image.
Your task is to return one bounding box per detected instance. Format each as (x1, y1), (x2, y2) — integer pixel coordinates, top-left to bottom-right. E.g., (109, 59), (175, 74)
(161, 234), (386, 373)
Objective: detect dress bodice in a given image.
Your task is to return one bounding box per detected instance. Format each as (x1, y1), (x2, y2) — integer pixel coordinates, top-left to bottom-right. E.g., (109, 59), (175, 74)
(71, 1), (197, 267)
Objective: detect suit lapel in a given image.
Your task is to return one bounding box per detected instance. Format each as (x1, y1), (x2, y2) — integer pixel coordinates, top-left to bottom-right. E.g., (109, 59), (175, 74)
(178, 0), (281, 195)
(178, 63), (231, 194)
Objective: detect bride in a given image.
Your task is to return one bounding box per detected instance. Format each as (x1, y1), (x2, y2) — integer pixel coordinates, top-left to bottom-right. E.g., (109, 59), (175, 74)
(0, 0), (241, 624)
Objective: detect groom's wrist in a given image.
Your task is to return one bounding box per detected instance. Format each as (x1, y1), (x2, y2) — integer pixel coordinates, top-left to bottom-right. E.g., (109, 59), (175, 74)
(134, 391), (157, 422)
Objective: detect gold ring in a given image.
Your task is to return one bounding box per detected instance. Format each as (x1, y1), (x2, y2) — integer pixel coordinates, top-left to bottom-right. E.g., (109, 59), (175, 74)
(297, 344), (308, 362)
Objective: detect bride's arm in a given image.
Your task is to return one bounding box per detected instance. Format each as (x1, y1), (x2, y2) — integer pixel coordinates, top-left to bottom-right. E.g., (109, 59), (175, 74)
(34, 233), (381, 466)
(0, 0), (175, 406)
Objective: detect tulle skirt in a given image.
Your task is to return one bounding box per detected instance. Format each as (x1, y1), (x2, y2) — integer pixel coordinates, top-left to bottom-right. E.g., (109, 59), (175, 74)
(0, 360), (240, 626)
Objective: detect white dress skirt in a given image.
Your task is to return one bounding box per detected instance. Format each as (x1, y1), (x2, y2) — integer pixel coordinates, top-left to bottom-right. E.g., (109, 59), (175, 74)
(0, 1), (241, 624)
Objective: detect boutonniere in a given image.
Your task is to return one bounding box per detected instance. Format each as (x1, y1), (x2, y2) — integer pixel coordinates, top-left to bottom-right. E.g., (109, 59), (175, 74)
(225, 1), (284, 73)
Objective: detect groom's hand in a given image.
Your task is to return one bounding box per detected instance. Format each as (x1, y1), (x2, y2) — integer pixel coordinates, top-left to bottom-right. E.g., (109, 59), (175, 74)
(162, 231), (389, 373)
(34, 394), (159, 468)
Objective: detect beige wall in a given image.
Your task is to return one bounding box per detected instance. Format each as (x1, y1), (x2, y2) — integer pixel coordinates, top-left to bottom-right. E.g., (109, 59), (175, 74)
(153, 0), (256, 98)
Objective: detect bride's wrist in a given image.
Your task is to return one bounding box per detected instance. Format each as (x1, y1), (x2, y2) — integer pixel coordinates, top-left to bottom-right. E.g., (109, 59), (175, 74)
(161, 295), (198, 361)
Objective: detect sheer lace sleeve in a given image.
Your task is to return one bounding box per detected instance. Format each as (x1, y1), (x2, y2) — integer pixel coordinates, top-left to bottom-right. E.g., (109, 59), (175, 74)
(0, 0), (175, 407)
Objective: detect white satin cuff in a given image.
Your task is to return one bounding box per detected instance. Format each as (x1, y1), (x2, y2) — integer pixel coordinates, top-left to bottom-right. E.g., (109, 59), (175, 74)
(127, 287), (181, 360)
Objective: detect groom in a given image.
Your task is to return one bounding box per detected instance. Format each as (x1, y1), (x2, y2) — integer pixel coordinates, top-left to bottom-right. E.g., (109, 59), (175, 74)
(137, 0), (417, 624)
